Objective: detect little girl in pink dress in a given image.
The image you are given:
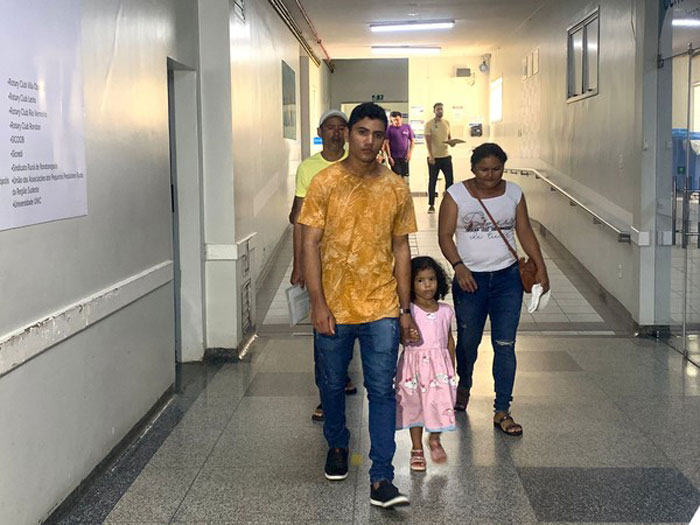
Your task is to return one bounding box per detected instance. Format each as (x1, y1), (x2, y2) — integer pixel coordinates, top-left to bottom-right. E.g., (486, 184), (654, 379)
(396, 256), (457, 471)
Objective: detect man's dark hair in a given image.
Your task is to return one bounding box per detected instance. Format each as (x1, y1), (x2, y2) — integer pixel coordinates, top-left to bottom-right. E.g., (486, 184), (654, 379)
(410, 256), (449, 301)
(470, 142), (508, 168)
(348, 102), (388, 130)
(390, 111), (402, 118)
(433, 102), (443, 110)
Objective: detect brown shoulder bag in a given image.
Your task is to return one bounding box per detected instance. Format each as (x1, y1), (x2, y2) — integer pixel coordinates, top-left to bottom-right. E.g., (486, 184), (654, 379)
(475, 195), (537, 293)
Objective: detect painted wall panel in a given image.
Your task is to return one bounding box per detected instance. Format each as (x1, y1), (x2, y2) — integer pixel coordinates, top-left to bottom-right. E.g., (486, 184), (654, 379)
(229, 0), (302, 282)
(408, 56), (490, 194)
(489, 0), (644, 319)
(330, 58), (408, 109)
(0, 285), (174, 524)
(0, 0), (197, 521)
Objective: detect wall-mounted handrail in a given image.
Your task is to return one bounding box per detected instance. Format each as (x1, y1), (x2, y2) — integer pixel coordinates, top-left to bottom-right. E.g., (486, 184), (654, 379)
(505, 167), (632, 244)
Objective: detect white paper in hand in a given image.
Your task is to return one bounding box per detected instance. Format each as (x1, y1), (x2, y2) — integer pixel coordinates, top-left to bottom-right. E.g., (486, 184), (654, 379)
(527, 283), (551, 314)
(286, 284), (310, 326)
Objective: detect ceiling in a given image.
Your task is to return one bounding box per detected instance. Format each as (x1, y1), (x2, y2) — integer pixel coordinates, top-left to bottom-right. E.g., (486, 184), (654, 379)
(283, 0), (548, 59)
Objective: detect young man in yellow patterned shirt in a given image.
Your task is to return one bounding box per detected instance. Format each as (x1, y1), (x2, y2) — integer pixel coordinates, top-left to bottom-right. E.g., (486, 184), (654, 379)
(299, 102), (418, 508)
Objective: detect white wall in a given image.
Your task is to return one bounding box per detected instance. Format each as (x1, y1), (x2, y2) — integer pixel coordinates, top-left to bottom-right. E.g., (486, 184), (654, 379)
(230, 0), (302, 283)
(408, 56), (490, 194)
(330, 58), (408, 109)
(488, 0), (649, 321)
(199, 0), (307, 349)
(0, 1), (199, 522)
(0, 0), (319, 520)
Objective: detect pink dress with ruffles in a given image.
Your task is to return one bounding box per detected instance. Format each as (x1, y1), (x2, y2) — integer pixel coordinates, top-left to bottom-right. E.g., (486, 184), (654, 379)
(396, 302), (457, 432)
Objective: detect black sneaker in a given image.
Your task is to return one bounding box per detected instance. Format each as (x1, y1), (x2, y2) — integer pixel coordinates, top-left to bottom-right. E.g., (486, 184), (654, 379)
(427, 205), (435, 214)
(324, 448), (349, 481)
(370, 480), (410, 508)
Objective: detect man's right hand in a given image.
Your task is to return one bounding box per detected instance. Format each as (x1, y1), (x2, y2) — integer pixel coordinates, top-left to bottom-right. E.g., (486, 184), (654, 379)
(311, 301), (336, 335)
(290, 265), (304, 287)
(388, 156), (395, 166)
(455, 264), (478, 293)
(428, 156), (436, 165)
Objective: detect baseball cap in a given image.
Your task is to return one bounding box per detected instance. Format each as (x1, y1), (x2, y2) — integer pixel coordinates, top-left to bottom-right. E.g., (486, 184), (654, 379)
(319, 109), (348, 127)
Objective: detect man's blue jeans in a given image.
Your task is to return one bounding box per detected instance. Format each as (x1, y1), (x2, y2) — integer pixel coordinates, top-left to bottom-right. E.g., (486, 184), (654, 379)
(452, 262), (523, 412)
(314, 317), (399, 484)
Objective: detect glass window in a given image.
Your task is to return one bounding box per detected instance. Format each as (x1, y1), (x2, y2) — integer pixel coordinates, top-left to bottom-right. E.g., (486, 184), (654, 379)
(490, 77), (503, 122)
(567, 9), (599, 102)
(570, 28), (584, 97)
(586, 17), (599, 92)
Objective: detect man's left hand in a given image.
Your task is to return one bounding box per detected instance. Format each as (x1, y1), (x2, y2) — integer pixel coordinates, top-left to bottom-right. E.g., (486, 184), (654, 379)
(400, 314), (421, 345)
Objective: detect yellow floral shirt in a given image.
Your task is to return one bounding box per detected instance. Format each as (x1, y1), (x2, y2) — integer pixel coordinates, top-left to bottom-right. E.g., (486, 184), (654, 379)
(298, 162), (418, 324)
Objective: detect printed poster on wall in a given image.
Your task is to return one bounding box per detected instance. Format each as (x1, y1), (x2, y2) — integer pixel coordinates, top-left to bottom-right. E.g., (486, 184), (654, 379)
(0, 0), (86, 231)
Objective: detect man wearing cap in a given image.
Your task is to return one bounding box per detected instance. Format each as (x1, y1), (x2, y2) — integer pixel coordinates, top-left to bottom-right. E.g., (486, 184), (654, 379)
(288, 109), (355, 421)
(383, 111), (415, 180)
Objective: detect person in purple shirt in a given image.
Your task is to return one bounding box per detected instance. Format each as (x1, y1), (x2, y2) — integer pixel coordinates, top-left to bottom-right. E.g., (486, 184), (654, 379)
(384, 111), (415, 180)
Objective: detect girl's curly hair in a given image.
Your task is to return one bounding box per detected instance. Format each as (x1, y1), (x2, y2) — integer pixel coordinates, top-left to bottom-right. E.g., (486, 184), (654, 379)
(411, 256), (449, 301)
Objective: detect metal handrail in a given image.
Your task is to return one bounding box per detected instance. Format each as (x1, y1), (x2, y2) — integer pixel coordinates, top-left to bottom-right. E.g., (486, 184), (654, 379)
(505, 167), (632, 244)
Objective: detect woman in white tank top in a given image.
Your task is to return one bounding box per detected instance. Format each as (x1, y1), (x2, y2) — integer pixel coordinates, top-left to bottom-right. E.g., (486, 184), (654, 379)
(437, 143), (549, 436)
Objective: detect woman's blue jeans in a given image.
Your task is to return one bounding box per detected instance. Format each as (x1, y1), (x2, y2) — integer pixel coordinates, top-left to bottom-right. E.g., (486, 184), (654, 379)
(314, 317), (399, 484)
(452, 262), (523, 413)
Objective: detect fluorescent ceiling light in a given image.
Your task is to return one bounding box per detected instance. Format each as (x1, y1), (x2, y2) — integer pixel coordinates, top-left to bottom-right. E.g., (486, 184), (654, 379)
(673, 19), (700, 27)
(372, 45), (441, 55)
(370, 20), (455, 33)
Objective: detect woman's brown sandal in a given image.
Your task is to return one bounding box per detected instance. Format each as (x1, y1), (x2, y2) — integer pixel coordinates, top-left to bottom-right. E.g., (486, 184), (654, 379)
(494, 412), (523, 436)
(454, 387), (470, 412)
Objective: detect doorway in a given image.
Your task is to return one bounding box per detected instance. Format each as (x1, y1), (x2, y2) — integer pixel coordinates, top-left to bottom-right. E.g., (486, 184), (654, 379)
(658, 6), (700, 366)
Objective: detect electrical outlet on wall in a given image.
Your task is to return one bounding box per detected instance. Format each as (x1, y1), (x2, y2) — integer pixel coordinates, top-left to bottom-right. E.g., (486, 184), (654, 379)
(618, 154), (624, 171)
(618, 264), (623, 279)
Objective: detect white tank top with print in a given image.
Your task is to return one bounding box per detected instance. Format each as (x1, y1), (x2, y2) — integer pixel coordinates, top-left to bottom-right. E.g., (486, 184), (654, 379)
(446, 181), (522, 273)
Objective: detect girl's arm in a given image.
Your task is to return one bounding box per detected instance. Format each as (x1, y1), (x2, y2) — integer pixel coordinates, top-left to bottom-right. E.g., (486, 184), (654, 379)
(514, 194), (549, 292)
(448, 329), (456, 369)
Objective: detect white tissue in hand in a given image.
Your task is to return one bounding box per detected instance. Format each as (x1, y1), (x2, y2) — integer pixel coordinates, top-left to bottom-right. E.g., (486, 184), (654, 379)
(527, 284), (551, 313)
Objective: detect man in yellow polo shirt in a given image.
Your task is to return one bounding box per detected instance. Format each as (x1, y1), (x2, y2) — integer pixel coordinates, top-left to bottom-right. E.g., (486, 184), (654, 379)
(299, 102), (419, 508)
(289, 110), (348, 286)
(424, 102), (455, 213)
(288, 109), (353, 422)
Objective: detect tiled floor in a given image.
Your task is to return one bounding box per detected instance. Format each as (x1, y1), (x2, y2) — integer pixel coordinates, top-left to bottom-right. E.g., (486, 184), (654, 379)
(52, 195), (700, 524)
(53, 333), (700, 524)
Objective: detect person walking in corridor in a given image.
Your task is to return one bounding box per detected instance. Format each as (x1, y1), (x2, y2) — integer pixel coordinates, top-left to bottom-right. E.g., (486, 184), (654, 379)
(384, 111), (415, 180)
(425, 102), (455, 213)
(288, 109), (357, 421)
(299, 102), (418, 508)
(438, 142), (549, 436)
(395, 256), (457, 472)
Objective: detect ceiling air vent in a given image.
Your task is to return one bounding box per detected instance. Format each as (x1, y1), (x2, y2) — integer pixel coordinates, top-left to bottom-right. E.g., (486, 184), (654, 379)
(455, 67), (471, 77)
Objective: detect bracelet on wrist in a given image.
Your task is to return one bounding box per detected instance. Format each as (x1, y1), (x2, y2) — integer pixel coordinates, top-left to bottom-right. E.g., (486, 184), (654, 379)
(399, 307), (412, 315)
(451, 260), (464, 269)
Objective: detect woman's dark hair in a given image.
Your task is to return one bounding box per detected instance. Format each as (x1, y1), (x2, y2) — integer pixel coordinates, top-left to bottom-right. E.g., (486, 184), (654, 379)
(411, 256), (449, 301)
(470, 142), (508, 169)
(348, 102), (388, 130)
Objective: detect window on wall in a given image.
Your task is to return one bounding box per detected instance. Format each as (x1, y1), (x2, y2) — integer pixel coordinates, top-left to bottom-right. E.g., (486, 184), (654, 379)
(490, 77), (503, 123)
(281, 61), (296, 139)
(567, 8), (599, 102)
